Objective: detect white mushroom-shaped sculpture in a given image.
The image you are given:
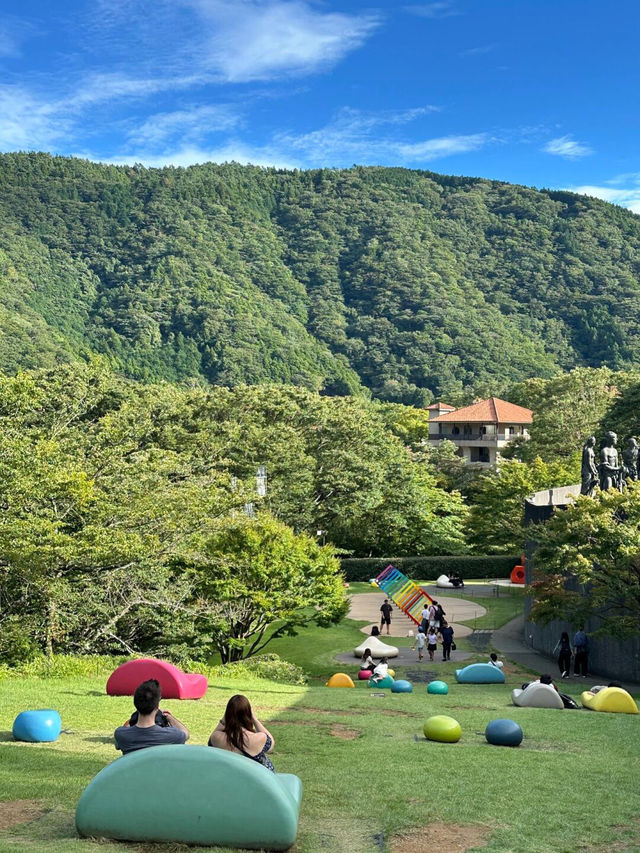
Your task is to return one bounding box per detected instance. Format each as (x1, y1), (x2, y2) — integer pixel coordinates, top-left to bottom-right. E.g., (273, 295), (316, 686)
(354, 636), (399, 659)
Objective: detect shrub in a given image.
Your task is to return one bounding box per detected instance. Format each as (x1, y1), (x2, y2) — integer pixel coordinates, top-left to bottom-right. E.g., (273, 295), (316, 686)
(203, 654), (307, 686)
(341, 555), (521, 582)
(0, 652), (307, 686)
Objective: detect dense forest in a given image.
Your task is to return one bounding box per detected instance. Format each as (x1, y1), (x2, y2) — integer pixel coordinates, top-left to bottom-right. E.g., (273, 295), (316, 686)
(1, 153), (639, 404)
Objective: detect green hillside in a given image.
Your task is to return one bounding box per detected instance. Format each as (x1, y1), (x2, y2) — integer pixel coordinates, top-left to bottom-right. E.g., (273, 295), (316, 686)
(1, 152), (639, 402)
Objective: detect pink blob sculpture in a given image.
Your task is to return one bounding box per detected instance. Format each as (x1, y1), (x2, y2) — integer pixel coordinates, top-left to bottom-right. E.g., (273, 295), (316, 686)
(357, 670), (373, 680)
(106, 658), (208, 700)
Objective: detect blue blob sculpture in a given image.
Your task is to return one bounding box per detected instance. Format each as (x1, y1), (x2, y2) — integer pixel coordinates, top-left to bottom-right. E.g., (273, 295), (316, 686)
(13, 709), (62, 743)
(391, 679), (413, 693)
(485, 718), (523, 747)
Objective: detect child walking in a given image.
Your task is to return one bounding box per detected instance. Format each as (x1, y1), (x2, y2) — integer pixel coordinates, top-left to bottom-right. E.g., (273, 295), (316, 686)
(426, 627), (439, 662)
(412, 627), (427, 662)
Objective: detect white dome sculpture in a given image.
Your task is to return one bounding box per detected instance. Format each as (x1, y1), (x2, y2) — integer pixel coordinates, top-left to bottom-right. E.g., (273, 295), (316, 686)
(512, 683), (564, 709)
(436, 574), (455, 589)
(354, 637), (399, 659)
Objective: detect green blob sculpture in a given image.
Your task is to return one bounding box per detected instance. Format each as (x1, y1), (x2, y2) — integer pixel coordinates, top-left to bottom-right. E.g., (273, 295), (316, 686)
(76, 745), (302, 850)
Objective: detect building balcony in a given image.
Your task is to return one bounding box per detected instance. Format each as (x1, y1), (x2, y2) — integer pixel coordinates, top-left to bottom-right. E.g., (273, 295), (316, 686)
(428, 433), (518, 445)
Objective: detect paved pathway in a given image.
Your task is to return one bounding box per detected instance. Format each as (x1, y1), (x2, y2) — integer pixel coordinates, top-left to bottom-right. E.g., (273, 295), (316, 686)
(347, 592), (486, 639)
(493, 615), (640, 695)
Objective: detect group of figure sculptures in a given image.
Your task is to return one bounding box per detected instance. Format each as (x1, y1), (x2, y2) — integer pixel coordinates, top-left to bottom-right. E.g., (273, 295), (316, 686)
(580, 432), (639, 496)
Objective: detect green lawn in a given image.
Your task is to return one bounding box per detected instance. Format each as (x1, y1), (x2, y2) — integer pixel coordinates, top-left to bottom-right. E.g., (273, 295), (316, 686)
(1, 671), (639, 852)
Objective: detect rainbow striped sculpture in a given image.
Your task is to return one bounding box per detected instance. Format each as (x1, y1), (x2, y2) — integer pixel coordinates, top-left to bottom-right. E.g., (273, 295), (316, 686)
(374, 565), (433, 625)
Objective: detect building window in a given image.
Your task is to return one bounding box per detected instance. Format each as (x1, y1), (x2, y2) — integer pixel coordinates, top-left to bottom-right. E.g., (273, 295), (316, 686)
(471, 446), (490, 463)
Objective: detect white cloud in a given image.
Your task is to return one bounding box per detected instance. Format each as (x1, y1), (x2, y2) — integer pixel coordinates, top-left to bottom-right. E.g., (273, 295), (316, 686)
(128, 105), (242, 147)
(0, 86), (67, 151)
(275, 107), (486, 166)
(459, 44), (495, 57)
(395, 133), (488, 160)
(0, 17), (34, 59)
(89, 142), (300, 170)
(404, 2), (459, 19)
(568, 183), (640, 215)
(543, 135), (593, 159)
(82, 107), (490, 171)
(186, 0), (380, 82)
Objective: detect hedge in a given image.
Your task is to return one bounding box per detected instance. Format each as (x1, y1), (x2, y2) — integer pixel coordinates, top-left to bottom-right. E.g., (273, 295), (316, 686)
(341, 555), (521, 582)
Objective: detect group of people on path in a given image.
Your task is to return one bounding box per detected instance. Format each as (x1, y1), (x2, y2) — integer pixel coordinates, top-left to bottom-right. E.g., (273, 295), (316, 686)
(411, 599), (455, 661)
(114, 679), (275, 771)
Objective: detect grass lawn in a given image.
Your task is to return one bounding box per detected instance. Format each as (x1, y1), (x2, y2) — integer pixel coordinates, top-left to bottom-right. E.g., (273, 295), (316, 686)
(1, 670), (639, 852)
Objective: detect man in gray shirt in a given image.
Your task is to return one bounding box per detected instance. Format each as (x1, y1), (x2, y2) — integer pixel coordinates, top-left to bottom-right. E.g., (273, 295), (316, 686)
(114, 679), (190, 755)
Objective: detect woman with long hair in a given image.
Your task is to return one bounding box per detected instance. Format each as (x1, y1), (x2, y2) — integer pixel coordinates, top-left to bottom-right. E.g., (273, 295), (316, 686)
(360, 648), (375, 672)
(555, 631), (572, 678)
(208, 694), (275, 771)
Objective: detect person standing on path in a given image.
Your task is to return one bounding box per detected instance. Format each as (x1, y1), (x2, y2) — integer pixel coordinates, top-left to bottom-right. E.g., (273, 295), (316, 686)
(573, 627), (589, 677)
(412, 627), (427, 662)
(419, 604), (430, 633)
(426, 626), (439, 662)
(555, 631), (572, 678)
(380, 599), (393, 635)
(439, 621), (454, 661)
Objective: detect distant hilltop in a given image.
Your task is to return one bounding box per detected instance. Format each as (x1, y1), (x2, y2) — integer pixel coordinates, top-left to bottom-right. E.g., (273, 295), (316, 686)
(0, 152), (638, 403)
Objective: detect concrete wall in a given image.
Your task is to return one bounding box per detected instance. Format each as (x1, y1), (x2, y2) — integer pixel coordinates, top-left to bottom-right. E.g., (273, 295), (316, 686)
(524, 485), (640, 683)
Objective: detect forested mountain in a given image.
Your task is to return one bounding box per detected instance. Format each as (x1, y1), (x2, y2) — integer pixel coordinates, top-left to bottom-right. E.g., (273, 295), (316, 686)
(1, 152), (639, 403)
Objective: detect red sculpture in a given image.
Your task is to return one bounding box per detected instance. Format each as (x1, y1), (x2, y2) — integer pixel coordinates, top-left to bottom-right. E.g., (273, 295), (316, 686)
(106, 658), (208, 700)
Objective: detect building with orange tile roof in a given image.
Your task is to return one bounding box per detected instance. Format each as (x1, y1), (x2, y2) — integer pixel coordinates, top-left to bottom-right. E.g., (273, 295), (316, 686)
(428, 397), (532, 466)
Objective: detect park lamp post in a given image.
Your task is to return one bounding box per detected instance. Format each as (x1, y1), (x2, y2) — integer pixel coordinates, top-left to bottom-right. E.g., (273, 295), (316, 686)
(256, 465), (267, 498)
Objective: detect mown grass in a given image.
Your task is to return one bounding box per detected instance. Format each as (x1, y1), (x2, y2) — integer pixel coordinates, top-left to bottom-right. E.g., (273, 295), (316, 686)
(1, 670), (639, 853)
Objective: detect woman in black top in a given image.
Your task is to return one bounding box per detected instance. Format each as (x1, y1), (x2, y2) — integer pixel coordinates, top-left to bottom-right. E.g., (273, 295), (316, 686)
(556, 631), (572, 678)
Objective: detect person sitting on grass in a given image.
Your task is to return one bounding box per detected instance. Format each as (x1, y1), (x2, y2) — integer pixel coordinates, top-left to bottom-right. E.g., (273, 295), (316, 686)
(114, 679), (190, 755)
(521, 673), (558, 692)
(489, 653), (504, 668)
(208, 694), (275, 772)
(412, 627), (427, 662)
(360, 648), (375, 672)
(370, 657), (389, 684)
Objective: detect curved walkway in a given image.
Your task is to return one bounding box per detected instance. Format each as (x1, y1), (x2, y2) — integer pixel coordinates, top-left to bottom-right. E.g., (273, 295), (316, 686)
(347, 592), (486, 639)
(493, 616), (640, 694)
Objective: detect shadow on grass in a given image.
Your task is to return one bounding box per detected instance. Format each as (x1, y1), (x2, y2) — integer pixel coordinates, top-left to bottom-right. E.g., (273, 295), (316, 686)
(0, 731), (13, 742)
(205, 685), (302, 696)
(83, 736), (114, 744)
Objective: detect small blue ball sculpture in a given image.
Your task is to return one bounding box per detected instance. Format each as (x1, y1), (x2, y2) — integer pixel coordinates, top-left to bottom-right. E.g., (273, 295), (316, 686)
(485, 718), (523, 747)
(391, 679), (413, 693)
(427, 680), (449, 695)
(13, 709), (62, 743)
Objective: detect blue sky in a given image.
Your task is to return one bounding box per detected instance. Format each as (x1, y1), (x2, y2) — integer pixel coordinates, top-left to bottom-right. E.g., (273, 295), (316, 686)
(1, 0), (639, 211)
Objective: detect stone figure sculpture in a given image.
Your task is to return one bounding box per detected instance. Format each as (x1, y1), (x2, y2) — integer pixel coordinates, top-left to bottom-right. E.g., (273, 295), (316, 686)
(599, 431), (621, 492)
(580, 436), (599, 496)
(622, 437), (639, 482)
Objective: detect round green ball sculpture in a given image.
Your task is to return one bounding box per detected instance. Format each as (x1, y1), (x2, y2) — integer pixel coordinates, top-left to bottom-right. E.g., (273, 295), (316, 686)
(427, 680), (449, 695)
(423, 715), (461, 743)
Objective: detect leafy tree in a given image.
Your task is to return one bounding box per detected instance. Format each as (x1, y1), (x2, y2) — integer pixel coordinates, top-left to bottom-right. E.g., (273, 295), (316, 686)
(505, 367), (628, 461)
(530, 483), (640, 638)
(180, 514), (347, 663)
(467, 457), (580, 554)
